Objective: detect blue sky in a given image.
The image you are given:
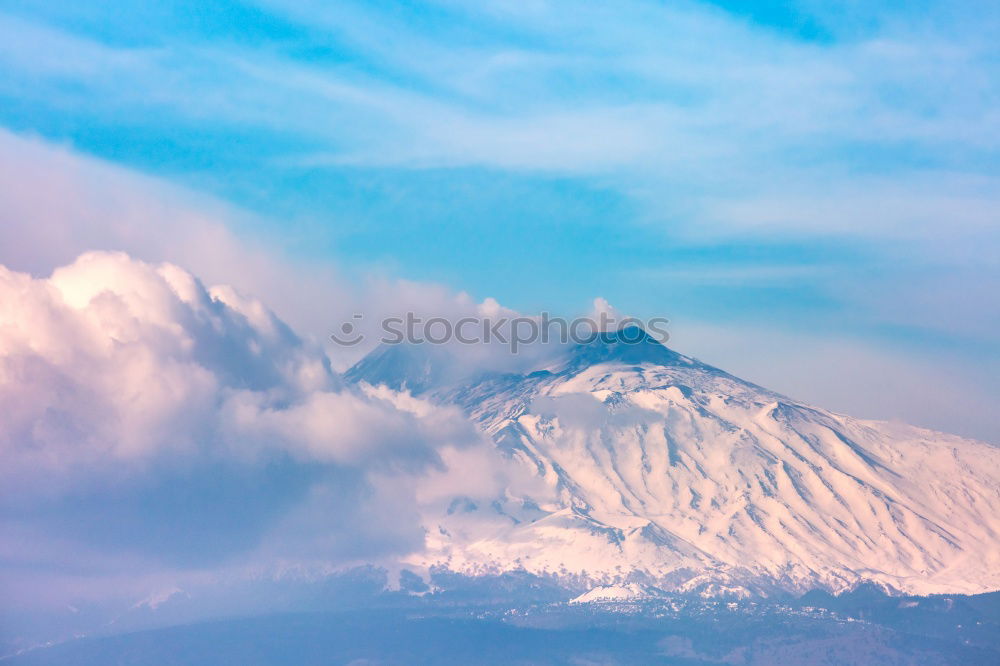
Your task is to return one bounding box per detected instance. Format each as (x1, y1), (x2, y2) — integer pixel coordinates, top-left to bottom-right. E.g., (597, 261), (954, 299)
(0, 0), (998, 438)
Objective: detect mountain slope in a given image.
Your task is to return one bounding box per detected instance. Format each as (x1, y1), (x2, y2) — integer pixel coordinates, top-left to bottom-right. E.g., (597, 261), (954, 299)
(348, 330), (1000, 596)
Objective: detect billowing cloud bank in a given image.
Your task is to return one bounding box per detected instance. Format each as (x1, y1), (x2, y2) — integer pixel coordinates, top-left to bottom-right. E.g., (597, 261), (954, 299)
(0, 250), (478, 477)
(0, 251), (520, 615)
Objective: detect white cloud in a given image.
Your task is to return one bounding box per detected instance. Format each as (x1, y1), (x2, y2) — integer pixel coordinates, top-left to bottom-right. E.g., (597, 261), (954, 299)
(0, 249), (548, 626)
(0, 250), (484, 485)
(0, 249), (513, 607)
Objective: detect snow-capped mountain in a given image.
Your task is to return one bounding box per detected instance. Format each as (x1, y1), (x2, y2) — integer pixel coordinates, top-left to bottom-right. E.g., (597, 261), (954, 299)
(347, 329), (1000, 596)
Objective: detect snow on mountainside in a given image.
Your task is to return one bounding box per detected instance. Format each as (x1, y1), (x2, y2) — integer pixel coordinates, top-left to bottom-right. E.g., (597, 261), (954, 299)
(569, 583), (664, 604)
(347, 329), (1000, 596)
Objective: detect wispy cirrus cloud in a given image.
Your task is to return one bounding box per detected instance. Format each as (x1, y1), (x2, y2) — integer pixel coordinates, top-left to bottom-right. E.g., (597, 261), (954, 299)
(3, 1), (995, 175)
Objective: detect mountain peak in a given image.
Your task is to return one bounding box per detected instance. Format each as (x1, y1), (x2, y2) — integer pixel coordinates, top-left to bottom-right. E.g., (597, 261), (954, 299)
(563, 325), (696, 370)
(346, 326), (705, 394)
